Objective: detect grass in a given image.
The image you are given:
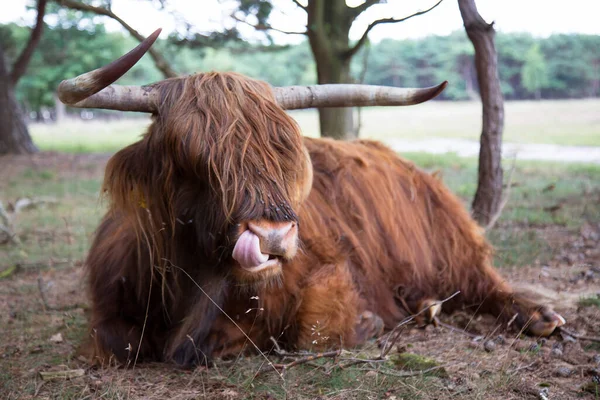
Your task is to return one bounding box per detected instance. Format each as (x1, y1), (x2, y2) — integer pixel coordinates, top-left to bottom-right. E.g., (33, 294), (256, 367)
(579, 295), (600, 308)
(29, 99), (600, 153)
(31, 118), (149, 153)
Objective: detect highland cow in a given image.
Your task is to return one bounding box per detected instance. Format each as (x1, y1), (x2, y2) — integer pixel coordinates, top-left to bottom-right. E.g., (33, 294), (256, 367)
(58, 29), (565, 367)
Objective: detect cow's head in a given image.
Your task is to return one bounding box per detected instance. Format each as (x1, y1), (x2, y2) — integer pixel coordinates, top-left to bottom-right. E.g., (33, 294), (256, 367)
(58, 29), (446, 283)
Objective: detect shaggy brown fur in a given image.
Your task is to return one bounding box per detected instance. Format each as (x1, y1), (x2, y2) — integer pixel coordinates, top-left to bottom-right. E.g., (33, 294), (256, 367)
(86, 72), (563, 367)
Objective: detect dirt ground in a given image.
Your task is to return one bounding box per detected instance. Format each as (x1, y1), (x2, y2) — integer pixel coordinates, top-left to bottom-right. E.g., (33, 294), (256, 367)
(1, 153), (599, 399)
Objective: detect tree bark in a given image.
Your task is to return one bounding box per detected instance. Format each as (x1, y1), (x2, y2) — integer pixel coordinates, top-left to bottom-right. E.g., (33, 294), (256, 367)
(458, 0), (505, 226)
(0, 0), (47, 155)
(307, 0), (355, 140)
(0, 44), (37, 155)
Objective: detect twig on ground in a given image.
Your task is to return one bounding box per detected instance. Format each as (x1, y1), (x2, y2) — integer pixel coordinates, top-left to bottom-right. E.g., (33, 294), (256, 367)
(331, 357), (387, 371)
(558, 327), (600, 343)
(362, 363), (453, 378)
(39, 369), (85, 381)
(508, 360), (539, 375)
(435, 319), (484, 340)
(269, 336), (283, 354)
(380, 291), (461, 358)
(258, 350), (341, 375)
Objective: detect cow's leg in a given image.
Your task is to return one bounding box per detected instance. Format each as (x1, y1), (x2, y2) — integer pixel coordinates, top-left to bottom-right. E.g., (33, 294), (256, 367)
(85, 218), (161, 365)
(456, 261), (565, 337)
(296, 263), (383, 348)
(165, 278), (229, 367)
(86, 269), (162, 365)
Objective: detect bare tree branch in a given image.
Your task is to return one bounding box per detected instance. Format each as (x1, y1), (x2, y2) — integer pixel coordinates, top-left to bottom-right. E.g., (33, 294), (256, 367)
(345, 0), (444, 60)
(57, 0), (178, 78)
(291, 0), (307, 12)
(10, 0), (48, 86)
(348, 0), (383, 20)
(231, 14), (307, 36)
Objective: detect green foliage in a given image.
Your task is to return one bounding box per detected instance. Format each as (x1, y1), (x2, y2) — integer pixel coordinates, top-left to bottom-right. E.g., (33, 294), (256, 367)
(3, 16), (600, 116)
(521, 44), (549, 98)
(1, 21), (159, 116)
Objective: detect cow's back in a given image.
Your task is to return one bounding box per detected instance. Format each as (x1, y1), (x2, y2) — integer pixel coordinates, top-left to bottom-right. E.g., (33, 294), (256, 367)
(299, 137), (491, 327)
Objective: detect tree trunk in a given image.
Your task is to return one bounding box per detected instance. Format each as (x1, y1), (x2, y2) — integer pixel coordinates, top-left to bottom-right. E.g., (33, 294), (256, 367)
(458, 0), (504, 226)
(307, 0), (355, 140)
(313, 54), (354, 139)
(0, 45), (37, 155)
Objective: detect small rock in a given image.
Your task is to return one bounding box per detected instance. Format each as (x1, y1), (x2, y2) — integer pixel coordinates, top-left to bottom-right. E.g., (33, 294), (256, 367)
(551, 347), (563, 358)
(496, 335), (506, 345)
(554, 366), (573, 377)
(552, 342), (564, 351)
(585, 269), (597, 281)
(49, 333), (63, 343)
(484, 340), (496, 353)
(538, 338), (547, 347)
(529, 343), (541, 353)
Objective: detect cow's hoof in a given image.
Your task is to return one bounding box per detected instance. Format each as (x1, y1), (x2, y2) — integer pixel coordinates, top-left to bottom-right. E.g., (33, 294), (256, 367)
(355, 310), (385, 343)
(523, 307), (566, 337)
(415, 298), (442, 327)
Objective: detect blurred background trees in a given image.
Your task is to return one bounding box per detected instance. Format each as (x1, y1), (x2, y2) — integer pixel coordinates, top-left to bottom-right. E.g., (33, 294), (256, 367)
(3, 23), (598, 122)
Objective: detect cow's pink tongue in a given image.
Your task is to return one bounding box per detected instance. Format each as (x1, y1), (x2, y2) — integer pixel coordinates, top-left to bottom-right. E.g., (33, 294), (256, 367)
(232, 230), (269, 270)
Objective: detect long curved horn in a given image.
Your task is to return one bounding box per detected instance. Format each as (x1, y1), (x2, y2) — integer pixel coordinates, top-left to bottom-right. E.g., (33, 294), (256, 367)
(273, 81), (447, 110)
(58, 26), (446, 112)
(57, 28), (162, 112)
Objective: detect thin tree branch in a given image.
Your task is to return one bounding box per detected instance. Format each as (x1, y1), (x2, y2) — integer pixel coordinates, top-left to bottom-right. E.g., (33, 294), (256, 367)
(345, 0), (444, 60)
(258, 350), (341, 374)
(291, 0), (307, 12)
(57, 0), (178, 78)
(10, 0), (48, 86)
(231, 14), (307, 36)
(435, 319), (484, 340)
(348, 0), (383, 20)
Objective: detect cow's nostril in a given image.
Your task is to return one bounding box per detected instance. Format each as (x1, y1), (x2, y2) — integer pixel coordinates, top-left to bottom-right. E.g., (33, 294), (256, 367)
(247, 220), (295, 239)
(245, 220), (298, 258)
